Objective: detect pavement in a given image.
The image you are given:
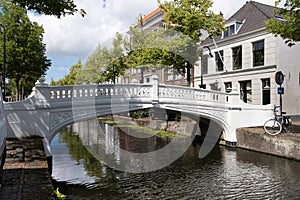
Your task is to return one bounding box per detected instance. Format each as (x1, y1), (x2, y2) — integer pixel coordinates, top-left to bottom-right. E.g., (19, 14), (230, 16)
(0, 138), (55, 200)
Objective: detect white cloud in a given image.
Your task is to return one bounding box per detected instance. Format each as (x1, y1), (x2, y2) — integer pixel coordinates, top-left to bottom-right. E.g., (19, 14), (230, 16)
(28, 0), (277, 82)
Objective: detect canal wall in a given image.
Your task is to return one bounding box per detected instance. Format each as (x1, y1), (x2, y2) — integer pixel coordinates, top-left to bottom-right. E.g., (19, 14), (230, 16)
(236, 127), (300, 161)
(110, 116), (300, 161)
(111, 115), (197, 137)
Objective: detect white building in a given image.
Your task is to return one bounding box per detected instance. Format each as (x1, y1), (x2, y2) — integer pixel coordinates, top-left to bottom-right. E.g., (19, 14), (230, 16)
(195, 1), (300, 117)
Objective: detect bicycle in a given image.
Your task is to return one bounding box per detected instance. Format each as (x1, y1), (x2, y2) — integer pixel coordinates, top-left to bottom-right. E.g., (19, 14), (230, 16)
(263, 106), (292, 136)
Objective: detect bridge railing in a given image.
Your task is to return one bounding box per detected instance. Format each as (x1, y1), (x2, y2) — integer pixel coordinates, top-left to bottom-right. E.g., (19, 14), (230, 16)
(159, 85), (228, 104)
(33, 77), (230, 105)
(47, 84), (153, 101)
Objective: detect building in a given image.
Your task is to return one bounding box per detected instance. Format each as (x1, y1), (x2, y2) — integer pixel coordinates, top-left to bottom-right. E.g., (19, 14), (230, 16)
(121, 8), (191, 86)
(196, 1), (300, 116)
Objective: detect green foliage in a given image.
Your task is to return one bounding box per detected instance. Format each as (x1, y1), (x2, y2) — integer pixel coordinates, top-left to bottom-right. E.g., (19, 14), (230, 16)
(54, 188), (66, 200)
(124, 26), (199, 83)
(80, 32), (128, 84)
(11, 0), (86, 18)
(130, 109), (150, 119)
(158, 0), (225, 42)
(52, 60), (83, 86)
(266, 0), (300, 46)
(0, 0), (51, 98)
(80, 0), (224, 86)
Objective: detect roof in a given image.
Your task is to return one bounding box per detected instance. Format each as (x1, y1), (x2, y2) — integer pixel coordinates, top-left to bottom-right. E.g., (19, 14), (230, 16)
(202, 1), (276, 45)
(142, 7), (163, 23)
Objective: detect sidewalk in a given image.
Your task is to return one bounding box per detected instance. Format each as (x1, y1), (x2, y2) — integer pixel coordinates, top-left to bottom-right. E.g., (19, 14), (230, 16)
(0, 138), (55, 200)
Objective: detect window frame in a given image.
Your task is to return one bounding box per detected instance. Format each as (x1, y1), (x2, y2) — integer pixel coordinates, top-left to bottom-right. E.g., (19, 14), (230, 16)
(232, 45), (242, 70)
(239, 80), (252, 103)
(215, 50), (224, 72)
(261, 78), (271, 105)
(252, 40), (265, 67)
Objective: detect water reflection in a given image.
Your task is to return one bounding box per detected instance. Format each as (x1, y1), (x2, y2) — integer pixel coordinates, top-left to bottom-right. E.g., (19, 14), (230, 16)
(51, 119), (300, 200)
(71, 119), (194, 173)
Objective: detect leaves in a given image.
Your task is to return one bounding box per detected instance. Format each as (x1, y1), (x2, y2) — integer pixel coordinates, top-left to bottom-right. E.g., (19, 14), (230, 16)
(266, 0), (300, 46)
(158, 0), (225, 42)
(0, 0), (51, 98)
(11, 0), (85, 18)
(53, 61), (83, 86)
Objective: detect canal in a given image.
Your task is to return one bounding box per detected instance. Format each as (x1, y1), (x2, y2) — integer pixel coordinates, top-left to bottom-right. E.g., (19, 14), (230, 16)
(51, 119), (300, 199)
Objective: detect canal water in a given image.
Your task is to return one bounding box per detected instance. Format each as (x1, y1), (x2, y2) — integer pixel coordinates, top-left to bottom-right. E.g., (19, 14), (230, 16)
(51, 119), (300, 200)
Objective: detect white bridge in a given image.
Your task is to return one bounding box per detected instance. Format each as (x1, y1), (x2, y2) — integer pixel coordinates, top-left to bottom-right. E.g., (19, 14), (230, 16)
(3, 76), (273, 149)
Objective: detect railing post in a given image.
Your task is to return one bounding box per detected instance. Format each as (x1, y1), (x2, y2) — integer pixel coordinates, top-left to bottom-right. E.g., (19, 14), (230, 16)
(227, 87), (242, 107)
(32, 76), (50, 100)
(151, 75), (159, 104)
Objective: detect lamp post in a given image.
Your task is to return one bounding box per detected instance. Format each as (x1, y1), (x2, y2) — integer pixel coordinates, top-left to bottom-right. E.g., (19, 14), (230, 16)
(200, 45), (213, 89)
(0, 24), (6, 100)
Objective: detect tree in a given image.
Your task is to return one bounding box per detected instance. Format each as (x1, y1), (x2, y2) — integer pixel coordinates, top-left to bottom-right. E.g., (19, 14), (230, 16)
(53, 60), (83, 86)
(157, 0), (224, 86)
(158, 0), (224, 42)
(80, 32), (128, 84)
(12, 0), (86, 18)
(266, 0), (300, 46)
(0, 0), (51, 99)
(125, 26), (197, 79)
(79, 45), (111, 84)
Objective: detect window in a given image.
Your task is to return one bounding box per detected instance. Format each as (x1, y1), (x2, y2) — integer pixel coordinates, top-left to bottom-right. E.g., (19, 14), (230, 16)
(215, 51), (224, 72)
(224, 25), (235, 38)
(239, 80), (252, 103)
(232, 46), (242, 70)
(167, 68), (173, 81)
(262, 79), (270, 105)
(253, 40), (264, 66)
(132, 68), (137, 74)
(145, 77), (150, 83)
(210, 82), (220, 91)
(224, 82), (232, 93)
(223, 21), (243, 38)
(201, 54), (208, 75)
(175, 72), (182, 80)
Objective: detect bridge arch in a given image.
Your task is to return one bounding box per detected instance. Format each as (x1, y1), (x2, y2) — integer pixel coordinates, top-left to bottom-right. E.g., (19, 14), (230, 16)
(4, 76), (273, 148)
(48, 105), (154, 143)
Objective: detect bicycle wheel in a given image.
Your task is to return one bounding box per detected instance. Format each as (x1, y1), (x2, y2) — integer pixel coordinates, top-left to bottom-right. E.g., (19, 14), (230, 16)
(264, 119), (282, 136)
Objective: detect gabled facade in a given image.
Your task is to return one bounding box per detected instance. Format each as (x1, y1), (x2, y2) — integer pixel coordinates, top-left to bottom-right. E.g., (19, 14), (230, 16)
(195, 1), (300, 116)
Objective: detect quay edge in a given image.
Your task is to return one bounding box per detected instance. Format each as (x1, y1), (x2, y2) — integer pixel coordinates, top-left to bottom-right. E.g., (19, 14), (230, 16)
(235, 127), (300, 161)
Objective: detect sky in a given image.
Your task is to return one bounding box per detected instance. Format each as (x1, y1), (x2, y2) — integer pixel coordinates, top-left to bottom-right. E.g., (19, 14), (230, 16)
(28, 0), (277, 84)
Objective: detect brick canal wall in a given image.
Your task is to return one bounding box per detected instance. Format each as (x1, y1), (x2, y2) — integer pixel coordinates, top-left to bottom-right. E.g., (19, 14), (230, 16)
(0, 137), (55, 200)
(236, 125), (300, 161)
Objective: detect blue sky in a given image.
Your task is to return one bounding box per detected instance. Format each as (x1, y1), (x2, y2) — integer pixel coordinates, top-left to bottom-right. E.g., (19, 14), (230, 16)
(28, 0), (276, 84)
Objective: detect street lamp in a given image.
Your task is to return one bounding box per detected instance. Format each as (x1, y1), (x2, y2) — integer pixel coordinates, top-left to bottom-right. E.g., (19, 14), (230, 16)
(0, 24), (6, 100)
(199, 45), (213, 89)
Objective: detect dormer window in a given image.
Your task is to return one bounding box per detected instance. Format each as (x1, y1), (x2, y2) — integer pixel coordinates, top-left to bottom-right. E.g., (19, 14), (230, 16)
(223, 20), (244, 38)
(224, 25), (235, 37)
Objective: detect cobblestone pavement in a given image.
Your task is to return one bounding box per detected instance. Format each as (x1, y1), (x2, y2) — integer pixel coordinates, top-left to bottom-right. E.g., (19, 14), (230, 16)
(0, 138), (55, 200)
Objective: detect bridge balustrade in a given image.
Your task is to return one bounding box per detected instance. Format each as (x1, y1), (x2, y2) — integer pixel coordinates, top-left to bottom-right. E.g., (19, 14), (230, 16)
(159, 85), (227, 103)
(48, 84), (153, 101)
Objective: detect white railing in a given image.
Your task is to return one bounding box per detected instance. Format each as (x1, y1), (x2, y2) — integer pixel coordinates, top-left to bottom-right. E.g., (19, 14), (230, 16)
(45, 84), (228, 104)
(159, 85), (227, 103)
(48, 84), (153, 101)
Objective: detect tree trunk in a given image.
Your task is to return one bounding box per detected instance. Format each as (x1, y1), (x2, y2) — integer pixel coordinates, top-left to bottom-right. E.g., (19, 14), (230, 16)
(16, 78), (20, 101)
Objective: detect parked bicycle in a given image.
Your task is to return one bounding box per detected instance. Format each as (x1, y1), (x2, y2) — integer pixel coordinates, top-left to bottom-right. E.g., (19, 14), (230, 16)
(264, 106), (292, 136)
